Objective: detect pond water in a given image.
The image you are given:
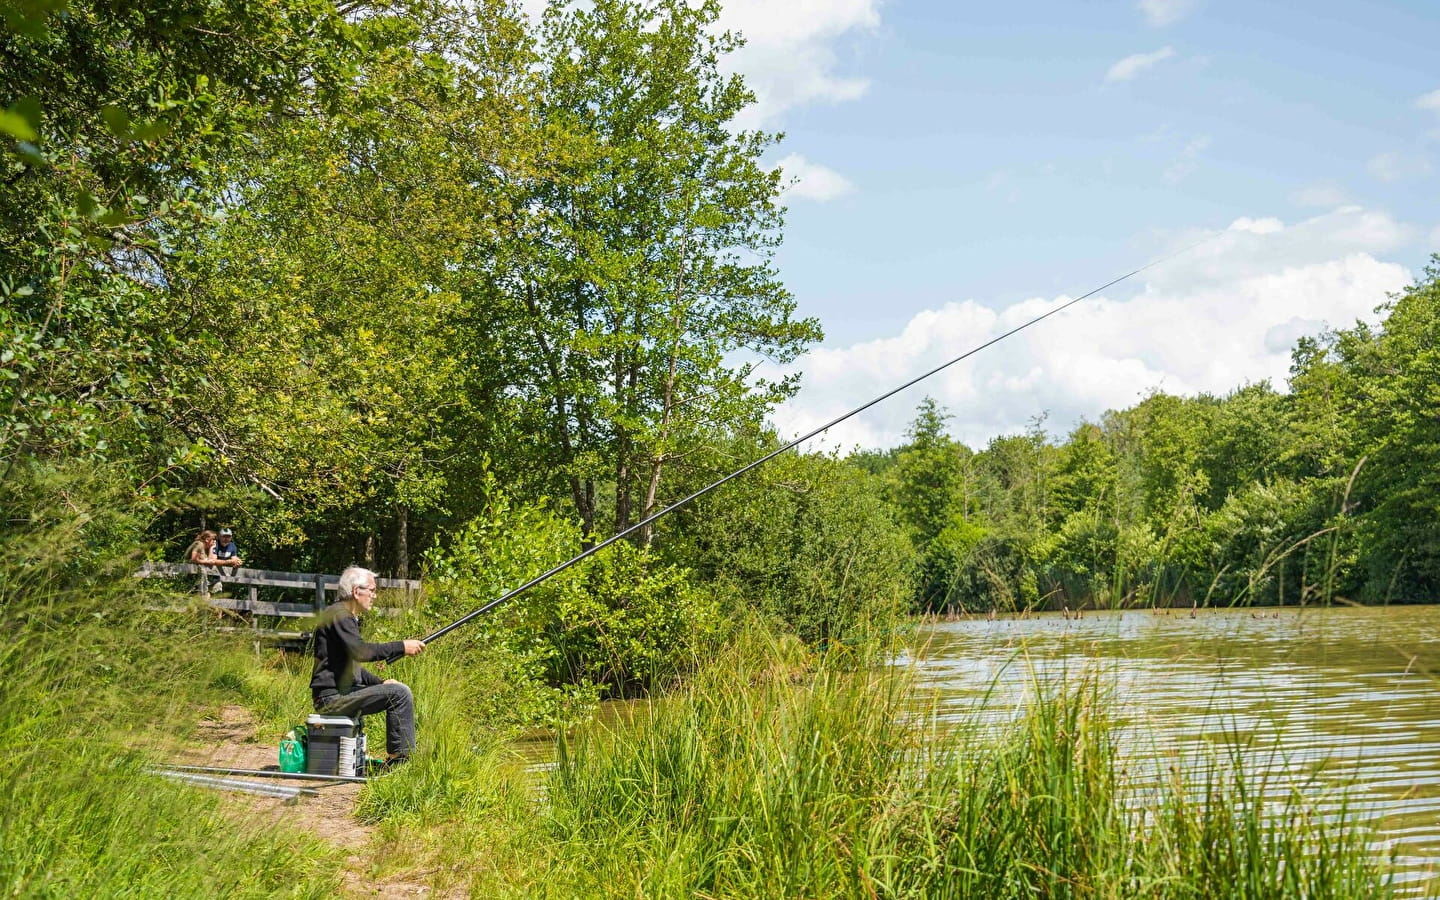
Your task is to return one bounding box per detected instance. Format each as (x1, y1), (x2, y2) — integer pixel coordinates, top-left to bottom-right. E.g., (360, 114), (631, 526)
(905, 605), (1440, 892)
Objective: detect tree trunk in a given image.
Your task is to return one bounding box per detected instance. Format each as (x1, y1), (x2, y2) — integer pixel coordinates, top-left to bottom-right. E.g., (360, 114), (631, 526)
(640, 457), (664, 547)
(640, 233), (690, 547)
(613, 337), (634, 536)
(615, 457), (631, 534)
(524, 279), (592, 534)
(395, 504), (409, 579)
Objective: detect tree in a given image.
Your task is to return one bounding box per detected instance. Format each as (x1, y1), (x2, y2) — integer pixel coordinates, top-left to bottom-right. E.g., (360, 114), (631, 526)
(973, 418), (1056, 533)
(885, 398), (974, 543)
(0, 0), (370, 477)
(173, 0), (539, 565)
(1198, 382), (1286, 509)
(1325, 259), (1440, 597)
(479, 0), (821, 540)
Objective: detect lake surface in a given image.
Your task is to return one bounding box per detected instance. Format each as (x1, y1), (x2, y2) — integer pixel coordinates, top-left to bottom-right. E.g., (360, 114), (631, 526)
(905, 605), (1440, 892)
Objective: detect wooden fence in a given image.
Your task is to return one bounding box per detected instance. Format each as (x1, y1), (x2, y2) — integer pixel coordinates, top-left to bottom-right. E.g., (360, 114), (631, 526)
(135, 562), (421, 624)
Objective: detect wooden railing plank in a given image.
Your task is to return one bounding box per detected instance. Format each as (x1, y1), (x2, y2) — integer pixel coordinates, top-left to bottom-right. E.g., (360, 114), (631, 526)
(136, 562), (421, 592)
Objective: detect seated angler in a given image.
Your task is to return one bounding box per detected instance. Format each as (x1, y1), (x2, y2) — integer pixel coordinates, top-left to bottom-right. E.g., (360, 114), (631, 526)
(310, 566), (426, 769)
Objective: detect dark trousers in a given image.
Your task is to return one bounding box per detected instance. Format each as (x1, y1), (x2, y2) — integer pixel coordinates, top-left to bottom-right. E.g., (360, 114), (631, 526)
(317, 682), (416, 757)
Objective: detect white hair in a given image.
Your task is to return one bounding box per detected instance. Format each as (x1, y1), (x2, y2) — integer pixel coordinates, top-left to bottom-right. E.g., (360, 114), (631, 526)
(337, 566), (376, 602)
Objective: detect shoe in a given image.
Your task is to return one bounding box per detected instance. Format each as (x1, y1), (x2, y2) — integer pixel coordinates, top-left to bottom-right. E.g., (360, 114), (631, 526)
(367, 755), (408, 775)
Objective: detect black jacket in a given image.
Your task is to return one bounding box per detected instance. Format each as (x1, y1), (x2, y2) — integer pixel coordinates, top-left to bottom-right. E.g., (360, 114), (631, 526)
(309, 604), (405, 708)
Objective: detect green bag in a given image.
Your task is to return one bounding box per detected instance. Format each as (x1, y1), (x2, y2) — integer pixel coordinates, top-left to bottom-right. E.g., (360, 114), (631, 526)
(279, 727), (306, 773)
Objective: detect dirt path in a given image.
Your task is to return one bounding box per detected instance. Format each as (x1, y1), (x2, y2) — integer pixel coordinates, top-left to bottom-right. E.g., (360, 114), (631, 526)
(177, 706), (462, 899)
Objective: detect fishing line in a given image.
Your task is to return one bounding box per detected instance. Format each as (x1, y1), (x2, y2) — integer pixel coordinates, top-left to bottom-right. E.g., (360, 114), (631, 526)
(422, 234), (1219, 643)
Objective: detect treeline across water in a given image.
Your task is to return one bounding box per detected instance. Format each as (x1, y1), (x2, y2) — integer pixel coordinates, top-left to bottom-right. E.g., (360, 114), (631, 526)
(871, 259), (1440, 615)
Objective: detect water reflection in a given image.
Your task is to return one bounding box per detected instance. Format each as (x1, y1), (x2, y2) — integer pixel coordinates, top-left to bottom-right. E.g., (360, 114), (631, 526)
(907, 605), (1440, 890)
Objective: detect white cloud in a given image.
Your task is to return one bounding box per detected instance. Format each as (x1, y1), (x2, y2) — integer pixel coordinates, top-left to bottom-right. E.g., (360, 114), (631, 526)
(1291, 181), (1349, 209)
(771, 207), (1415, 450)
(1163, 134), (1211, 183)
(1106, 46), (1176, 83)
(717, 0), (882, 129)
(515, 0), (880, 130)
(777, 153), (855, 202)
(1228, 216), (1283, 235)
(1430, 225), (1440, 250)
(1416, 89), (1440, 112)
(1368, 151), (1432, 182)
(1137, 0), (1198, 27)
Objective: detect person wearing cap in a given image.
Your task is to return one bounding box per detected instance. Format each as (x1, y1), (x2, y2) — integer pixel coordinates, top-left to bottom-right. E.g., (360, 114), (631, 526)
(214, 528), (243, 571)
(310, 566), (426, 768)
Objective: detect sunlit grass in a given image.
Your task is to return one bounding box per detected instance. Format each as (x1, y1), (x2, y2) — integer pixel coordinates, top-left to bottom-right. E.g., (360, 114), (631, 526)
(0, 468), (349, 899)
(329, 625), (1393, 898)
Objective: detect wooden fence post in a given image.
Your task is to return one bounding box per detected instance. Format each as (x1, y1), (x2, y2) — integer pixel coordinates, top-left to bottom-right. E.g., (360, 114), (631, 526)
(314, 573), (325, 612)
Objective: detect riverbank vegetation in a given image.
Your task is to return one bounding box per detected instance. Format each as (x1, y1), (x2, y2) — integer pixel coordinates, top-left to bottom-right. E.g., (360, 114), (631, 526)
(302, 631), (1395, 897)
(1, 0), (1434, 895)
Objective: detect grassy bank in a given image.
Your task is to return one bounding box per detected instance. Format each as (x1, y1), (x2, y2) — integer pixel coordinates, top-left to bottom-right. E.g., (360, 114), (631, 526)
(0, 485), (343, 899)
(0, 597), (1398, 898)
(0, 468), (1396, 897)
(349, 629), (1393, 898)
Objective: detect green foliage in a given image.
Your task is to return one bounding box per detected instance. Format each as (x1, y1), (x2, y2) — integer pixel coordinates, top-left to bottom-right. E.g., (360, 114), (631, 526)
(670, 438), (913, 645)
(885, 396), (974, 544)
(0, 0), (367, 471)
(549, 540), (720, 695)
(173, 0), (533, 554)
(425, 479), (719, 701)
(1330, 261), (1440, 597)
(481, 0), (822, 540)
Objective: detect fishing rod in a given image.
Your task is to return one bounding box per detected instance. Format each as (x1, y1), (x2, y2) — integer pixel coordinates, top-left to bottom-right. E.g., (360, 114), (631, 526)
(423, 238), (1215, 645)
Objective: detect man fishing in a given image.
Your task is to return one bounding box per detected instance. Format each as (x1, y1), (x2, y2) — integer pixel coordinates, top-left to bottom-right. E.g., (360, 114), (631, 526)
(310, 566), (426, 769)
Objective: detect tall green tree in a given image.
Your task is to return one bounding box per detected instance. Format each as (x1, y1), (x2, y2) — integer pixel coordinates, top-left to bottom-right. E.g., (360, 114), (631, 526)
(885, 397), (974, 543)
(481, 0), (821, 540)
(175, 1), (538, 567)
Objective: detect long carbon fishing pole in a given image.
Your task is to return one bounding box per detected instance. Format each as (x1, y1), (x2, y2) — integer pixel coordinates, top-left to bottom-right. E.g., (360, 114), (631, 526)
(423, 240), (1212, 644)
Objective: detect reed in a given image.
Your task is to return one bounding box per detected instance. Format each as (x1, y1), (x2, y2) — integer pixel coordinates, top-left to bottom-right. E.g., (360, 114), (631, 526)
(512, 630), (1391, 899)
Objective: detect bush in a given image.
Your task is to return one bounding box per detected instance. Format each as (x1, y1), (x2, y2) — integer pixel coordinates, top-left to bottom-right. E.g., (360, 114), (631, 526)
(667, 448), (913, 647)
(424, 481), (720, 702)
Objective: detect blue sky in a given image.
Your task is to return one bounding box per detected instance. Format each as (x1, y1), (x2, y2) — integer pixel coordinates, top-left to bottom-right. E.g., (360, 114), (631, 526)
(775, 0), (1434, 336)
(702, 0), (1440, 448)
(527, 0), (1440, 449)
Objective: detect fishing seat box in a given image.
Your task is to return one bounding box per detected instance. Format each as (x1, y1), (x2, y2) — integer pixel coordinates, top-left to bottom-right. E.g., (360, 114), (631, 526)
(305, 714), (364, 776)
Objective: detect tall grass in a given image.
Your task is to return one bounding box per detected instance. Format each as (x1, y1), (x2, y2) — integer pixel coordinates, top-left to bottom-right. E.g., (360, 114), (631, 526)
(324, 625), (1393, 897)
(516, 629), (1391, 899)
(0, 464), (342, 898)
